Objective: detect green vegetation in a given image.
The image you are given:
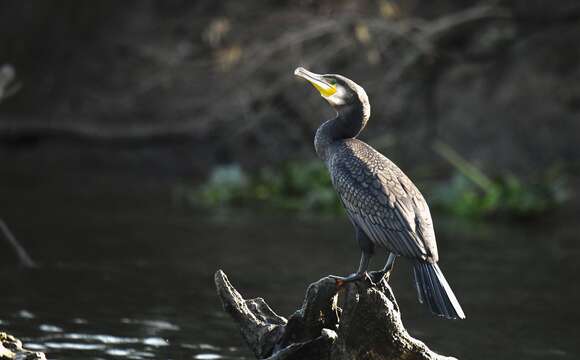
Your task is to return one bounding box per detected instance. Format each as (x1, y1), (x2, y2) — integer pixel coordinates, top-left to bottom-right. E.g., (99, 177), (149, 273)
(430, 171), (568, 218)
(430, 142), (569, 218)
(181, 144), (568, 219)
(177, 162), (342, 214)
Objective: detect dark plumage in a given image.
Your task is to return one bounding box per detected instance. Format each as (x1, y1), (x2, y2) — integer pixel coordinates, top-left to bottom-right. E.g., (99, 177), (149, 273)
(294, 67), (465, 320)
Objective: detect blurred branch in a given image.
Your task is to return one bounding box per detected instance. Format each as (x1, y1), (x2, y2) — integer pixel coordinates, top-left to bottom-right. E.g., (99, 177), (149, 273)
(0, 118), (209, 140)
(378, 4), (512, 84)
(433, 141), (496, 193)
(0, 218), (37, 268)
(0, 3), (511, 143)
(229, 3), (512, 132)
(426, 4), (510, 42)
(0, 64), (21, 103)
(239, 19), (347, 79)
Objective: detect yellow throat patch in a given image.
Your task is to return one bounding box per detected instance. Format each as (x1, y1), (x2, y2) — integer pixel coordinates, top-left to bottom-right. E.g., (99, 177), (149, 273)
(311, 81), (337, 97)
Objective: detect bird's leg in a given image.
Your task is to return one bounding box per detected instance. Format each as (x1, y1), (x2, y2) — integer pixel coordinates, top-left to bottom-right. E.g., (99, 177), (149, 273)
(369, 253), (397, 285)
(330, 251), (371, 286)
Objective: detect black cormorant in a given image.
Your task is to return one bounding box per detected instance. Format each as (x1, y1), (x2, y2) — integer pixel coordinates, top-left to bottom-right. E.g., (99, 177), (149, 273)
(294, 67), (465, 320)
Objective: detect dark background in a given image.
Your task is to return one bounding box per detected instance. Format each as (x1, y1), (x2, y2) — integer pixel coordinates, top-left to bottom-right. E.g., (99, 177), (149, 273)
(1, 0), (579, 175)
(1, 1), (579, 359)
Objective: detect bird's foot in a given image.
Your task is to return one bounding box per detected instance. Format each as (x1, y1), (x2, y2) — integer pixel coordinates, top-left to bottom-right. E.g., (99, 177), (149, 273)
(367, 270), (391, 286)
(329, 272), (369, 287)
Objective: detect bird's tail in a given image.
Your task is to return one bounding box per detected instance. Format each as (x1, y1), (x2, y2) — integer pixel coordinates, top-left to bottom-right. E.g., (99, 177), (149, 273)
(412, 261), (466, 320)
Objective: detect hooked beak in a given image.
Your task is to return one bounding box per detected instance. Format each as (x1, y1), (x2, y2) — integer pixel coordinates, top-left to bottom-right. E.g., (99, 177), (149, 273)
(294, 67), (337, 97)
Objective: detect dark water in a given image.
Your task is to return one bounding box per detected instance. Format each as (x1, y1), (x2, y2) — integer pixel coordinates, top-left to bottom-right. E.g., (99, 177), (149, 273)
(1, 165), (579, 359)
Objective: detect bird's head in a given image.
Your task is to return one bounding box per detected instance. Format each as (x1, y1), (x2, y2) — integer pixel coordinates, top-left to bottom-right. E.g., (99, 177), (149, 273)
(294, 67), (369, 113)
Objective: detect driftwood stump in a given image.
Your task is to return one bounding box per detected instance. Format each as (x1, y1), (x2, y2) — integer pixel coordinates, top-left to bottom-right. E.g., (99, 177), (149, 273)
(215, 270), (457, 360)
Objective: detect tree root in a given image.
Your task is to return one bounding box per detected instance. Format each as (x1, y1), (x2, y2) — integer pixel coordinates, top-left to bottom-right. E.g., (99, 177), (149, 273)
(214, 270), (457, 360)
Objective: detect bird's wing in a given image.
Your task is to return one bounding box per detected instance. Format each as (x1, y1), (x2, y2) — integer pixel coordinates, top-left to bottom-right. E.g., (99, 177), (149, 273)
(330, 142), (437, 261)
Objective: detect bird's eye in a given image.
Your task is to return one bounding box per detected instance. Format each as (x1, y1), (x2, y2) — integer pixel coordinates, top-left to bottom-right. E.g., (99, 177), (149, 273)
(327, 78), (337, 85)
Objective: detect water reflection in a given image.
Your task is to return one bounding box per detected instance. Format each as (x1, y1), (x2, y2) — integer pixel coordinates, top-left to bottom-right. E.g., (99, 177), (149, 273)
(0, 175), (578, 359)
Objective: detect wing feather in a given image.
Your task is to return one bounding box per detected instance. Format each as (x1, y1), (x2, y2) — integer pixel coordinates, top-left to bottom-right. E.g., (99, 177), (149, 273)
(329, 140), (437, 261)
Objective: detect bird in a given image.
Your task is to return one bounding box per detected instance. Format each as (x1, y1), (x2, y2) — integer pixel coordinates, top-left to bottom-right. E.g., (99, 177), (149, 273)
(294, 67), (465, 320)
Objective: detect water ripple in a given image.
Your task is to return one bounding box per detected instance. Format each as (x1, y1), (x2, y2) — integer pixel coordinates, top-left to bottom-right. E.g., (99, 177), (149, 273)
(120, 318), (180, 331)
(105, 348), (155, 358)
(181, 343), (220, 351)
(39, 324), (63, 333)
(194, 354), (224, 360)
(16, 310), (35, 319)
(44, 342), (106, 350)
(60, 333), (168, 347)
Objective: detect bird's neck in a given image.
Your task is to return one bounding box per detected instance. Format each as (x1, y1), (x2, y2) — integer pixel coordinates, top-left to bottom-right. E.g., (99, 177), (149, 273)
(314, 101), (370, 161)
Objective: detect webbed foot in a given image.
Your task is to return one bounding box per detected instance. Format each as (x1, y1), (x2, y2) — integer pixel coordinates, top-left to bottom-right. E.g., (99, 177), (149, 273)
(368, 270), (391, 286)
(329, 272), (368, 287)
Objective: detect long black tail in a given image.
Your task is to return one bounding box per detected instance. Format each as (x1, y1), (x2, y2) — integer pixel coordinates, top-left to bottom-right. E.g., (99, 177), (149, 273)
(412, 261), (465, 320)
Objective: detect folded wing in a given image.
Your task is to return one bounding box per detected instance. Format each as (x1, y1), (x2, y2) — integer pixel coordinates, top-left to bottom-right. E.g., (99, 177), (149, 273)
(330, 141), (438, 261)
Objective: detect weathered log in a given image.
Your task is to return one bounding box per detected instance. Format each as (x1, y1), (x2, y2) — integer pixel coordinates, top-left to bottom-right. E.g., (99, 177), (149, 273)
(0, 333), (46, 360)
(215, 270), (457, 360)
